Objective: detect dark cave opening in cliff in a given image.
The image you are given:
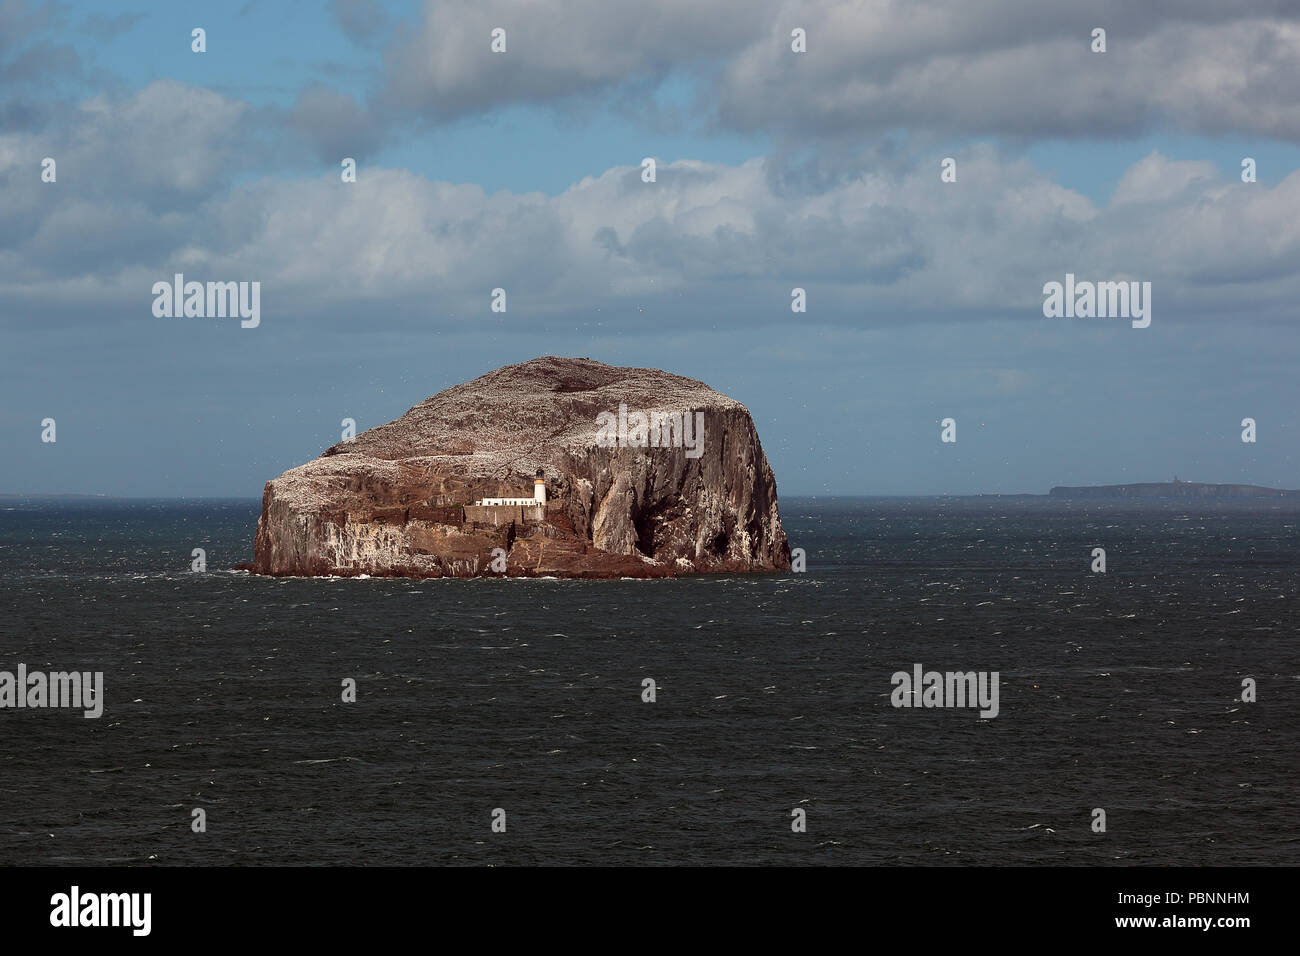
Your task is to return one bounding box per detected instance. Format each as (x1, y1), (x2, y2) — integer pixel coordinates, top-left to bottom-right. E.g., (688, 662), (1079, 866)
(634, 509), (657, 557)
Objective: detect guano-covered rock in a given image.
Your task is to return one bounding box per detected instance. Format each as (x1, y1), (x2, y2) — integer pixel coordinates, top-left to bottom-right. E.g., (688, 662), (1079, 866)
(246, 356), (790, 578)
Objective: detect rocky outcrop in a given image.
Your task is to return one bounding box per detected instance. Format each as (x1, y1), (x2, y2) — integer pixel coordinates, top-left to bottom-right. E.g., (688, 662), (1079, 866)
(246, 357), (790, 578)
(1050, 482), (1298, 499)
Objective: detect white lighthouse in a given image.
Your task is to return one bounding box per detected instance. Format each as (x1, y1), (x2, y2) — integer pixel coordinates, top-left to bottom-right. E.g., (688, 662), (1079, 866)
(534, 469), (547, 506)
(471, 469), (549, 519)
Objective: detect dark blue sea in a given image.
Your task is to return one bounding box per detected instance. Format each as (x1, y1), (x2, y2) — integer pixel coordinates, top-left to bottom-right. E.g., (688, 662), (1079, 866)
(1, 497), (1296, 865)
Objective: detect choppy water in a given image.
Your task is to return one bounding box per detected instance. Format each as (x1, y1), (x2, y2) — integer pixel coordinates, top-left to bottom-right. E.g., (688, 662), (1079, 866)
(0, 497), (1296, 865)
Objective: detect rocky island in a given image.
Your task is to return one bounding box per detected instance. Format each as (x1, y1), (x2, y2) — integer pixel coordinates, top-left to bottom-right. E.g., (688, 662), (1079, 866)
(245, 357), (790, 578)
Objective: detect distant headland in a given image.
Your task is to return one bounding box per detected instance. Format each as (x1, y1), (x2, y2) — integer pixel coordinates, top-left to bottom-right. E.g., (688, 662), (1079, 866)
(1049, 480), (1297, 499)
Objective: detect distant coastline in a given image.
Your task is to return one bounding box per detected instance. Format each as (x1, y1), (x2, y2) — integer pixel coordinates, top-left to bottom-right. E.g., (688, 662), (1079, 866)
(1049, 481), (1297, 499)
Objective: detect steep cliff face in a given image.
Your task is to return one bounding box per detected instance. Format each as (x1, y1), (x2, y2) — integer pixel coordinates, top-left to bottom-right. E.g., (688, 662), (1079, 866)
(247, 357), (790, 578)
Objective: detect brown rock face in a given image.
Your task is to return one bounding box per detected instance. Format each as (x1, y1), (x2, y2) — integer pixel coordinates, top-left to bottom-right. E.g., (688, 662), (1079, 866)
(247, 356), (790, 578)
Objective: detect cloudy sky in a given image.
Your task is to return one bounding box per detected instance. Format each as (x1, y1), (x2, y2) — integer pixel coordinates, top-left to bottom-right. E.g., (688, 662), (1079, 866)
(3, 0), (1298, 496)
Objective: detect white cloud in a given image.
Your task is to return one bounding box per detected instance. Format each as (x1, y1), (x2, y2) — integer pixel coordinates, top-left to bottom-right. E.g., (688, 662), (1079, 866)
(375, 0), (1300, 142)
(383, 0), (767, 119)
(4, 113), (1299, 330)
(1112, 151), (1218, 204)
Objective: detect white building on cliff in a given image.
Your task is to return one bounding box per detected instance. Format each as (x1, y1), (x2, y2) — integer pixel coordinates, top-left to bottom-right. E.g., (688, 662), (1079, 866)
(474, 470), (547, 509)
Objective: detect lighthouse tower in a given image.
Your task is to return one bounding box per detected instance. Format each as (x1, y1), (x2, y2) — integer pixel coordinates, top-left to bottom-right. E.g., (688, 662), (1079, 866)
(534, 469), (547, 507)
